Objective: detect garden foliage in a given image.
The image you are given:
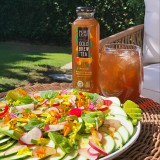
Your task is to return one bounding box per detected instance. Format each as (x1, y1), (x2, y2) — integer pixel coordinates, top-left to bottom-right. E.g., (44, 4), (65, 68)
(0, 0), (144, 44)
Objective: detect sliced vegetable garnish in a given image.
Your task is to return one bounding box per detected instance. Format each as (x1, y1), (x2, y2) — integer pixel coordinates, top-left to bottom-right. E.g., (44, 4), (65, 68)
(123, 100), (142, 125)
(0, 88), (142, 159)
(68, 108), (82, 117)
(0, 105), (9, 118)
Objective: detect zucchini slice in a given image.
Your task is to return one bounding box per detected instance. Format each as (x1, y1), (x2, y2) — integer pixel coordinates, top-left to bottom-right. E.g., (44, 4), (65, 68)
(102, 134), (115, 154)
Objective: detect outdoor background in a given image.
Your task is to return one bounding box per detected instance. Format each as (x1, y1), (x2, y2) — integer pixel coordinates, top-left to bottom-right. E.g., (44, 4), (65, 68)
(0, 0), (145, 92)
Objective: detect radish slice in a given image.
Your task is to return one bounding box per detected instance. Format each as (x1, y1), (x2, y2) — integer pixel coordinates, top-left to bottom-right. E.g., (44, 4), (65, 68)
(89, 141), (108, 156)
(97, 105), (109, 111)
(103, 100), (112, 106)
(68, 95), (77, 107)
(45, 107), (60, 113)
(19, 127), (42, 146)
(88, 147), (100, 156)
(52, 103), (60, 107)
(104, 119), (121, 130)
(91, 132), (103, 142)
(40, 99), (48, 106)
(44, 122), (67, 132)
(16, 104), (34, 112)
(78, 148), (98, 160)
(32, 110), (43, 115)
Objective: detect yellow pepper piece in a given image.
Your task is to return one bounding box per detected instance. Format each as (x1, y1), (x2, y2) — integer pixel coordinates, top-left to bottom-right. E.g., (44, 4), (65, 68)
(37, 138), (50, 146)
(16, 118), (28, 123)
(17, 147), (32, 156)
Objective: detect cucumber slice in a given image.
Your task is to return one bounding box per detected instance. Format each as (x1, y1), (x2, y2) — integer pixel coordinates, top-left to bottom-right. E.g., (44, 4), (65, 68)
(49, 147), (66, 160)
(106, 114), (134, 137)
(0, 140), (17, 151)
(4, 143), (27, 156)
(113, 132), (123, 150)
(117, 126), (129, 144)
(39, 155), (51, 160)
(0, 154), (30, 160)
(26, 147), (65, 160)
(74, 155), (87, 160)
(0, 133), (7, 140)
(109, 106), (127, 117)
(78, 135), (91, 149)
(113, 115), (134, 137)
(0, 143), (26, 158)
(0, 137), (11, 145)
(0, 151), (16, 159)
(102, 134), (115, 154)
(46, 140), (56, 148)
(62, 150), (78, 160)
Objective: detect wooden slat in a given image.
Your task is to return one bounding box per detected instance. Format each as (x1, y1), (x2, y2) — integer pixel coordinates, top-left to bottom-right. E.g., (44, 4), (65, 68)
(100, 24), (144, 50)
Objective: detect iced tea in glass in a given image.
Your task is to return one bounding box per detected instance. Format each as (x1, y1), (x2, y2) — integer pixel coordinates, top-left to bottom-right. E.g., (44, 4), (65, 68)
(99, 43), (143, 103)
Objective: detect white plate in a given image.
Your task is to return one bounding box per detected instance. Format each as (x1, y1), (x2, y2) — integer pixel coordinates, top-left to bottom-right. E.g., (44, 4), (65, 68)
(1, 90), (141, 160)
(100, 121), (141, 160)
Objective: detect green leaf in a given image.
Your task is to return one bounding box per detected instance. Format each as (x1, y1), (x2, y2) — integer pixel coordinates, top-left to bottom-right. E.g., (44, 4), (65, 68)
(25, 108), (31, 113)
(18, 96), (33, 104)
(48, 132), (73, 153)
(31, 139), (37, 144)
(24, 119), (44, 131)
(85, 92), (100, 103)
(40, 91), (59, 100)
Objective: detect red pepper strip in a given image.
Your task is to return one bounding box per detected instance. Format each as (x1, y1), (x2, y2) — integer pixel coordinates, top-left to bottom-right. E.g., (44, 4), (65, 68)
(0, 105), (9, 118)
(103, 100), (112, 106)
(68, 108), (82, 117)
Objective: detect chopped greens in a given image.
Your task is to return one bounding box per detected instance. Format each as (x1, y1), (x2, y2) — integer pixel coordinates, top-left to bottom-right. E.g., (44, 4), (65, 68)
(0, 88), (142, 159)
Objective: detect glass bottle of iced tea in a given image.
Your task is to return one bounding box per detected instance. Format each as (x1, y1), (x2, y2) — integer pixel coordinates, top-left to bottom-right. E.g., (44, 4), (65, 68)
(72, 7), (100, 93)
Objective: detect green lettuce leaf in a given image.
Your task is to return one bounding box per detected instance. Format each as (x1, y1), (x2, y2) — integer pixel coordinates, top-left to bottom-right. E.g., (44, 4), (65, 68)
(18, 96), (33, 104)
(40, 91), (59, 100)
(24, 119), (44, 131)
(48, 131), (73, 153)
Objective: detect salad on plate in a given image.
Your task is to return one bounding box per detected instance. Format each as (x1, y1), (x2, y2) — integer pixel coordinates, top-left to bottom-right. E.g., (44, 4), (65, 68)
(0, 88), (142, 160)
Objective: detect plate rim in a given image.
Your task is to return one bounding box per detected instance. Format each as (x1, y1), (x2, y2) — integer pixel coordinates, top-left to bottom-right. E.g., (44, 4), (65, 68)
(99, 121), (141, 160)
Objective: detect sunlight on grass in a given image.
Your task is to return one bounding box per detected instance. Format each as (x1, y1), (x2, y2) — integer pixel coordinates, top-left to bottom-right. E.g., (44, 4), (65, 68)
(13, 52), (71, 67)
(0, 42), (72, 92)
(0, 77), (29, 92)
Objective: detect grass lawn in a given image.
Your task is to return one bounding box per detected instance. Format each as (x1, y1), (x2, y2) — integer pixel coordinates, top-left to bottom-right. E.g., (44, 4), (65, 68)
(0, 41), (72, 92)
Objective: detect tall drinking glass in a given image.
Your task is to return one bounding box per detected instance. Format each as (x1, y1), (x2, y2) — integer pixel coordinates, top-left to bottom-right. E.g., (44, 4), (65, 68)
(99, 43), (143, 103)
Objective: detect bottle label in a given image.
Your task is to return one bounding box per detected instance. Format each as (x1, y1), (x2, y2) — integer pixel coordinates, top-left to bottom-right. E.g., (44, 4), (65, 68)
(78, 27), (90, 58)
(75, 27), (93, 91)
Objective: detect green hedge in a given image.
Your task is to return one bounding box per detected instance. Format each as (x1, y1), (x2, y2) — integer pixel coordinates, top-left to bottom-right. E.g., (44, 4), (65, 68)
(0, 0), (144, 44)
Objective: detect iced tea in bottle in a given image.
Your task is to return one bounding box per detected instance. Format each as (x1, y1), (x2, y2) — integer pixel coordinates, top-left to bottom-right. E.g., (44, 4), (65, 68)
(72, 7), (100, 93)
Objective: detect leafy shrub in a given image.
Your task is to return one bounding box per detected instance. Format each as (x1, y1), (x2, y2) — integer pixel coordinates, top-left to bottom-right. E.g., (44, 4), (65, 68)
(0, 0), (145, 44)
